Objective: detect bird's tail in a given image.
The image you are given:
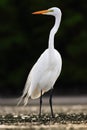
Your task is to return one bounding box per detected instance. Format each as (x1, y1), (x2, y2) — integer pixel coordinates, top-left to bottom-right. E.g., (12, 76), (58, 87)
(17, 77), (31, 106)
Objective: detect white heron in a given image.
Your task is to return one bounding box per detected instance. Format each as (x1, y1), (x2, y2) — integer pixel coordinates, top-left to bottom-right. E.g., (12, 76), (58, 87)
(18, 7), (62, 117)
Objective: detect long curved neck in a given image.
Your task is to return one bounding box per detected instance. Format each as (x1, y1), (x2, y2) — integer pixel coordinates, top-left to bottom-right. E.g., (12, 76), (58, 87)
(48, 14), (61, 49)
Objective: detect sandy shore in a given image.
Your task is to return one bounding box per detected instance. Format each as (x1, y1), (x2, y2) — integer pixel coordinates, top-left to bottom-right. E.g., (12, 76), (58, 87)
(0, 97), (87, 130)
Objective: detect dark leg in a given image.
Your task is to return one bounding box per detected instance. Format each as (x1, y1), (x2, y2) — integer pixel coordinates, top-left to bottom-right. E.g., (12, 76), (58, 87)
(49, 88), (54, 117)
(39, 90), (42, 117)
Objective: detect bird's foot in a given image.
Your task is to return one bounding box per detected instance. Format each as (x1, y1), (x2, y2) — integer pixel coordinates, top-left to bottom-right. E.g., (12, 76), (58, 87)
(39, 113), (41, 118)
(51, 113), (55, 118)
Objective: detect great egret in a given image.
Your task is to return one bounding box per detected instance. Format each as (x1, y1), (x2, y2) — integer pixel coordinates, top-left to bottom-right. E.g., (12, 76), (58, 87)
(18, 7), (62, 117)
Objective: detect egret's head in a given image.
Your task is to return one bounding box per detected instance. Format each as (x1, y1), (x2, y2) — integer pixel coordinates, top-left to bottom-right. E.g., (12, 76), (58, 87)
(32, 7), (61, 17)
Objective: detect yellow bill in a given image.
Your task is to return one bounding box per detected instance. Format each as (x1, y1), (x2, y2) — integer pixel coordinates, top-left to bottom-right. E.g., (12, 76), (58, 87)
(32, 9), (49, 15)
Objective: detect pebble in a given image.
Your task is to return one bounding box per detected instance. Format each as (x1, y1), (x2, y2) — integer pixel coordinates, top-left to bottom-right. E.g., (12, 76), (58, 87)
(0, 113), (87, 125)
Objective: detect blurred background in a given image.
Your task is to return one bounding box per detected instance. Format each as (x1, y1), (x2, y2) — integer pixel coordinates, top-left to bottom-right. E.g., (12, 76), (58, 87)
(0, 0), (87, 97)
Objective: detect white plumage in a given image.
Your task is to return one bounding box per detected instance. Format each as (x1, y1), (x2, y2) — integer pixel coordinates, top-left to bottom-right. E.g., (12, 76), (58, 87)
(18, 7), (62, 115)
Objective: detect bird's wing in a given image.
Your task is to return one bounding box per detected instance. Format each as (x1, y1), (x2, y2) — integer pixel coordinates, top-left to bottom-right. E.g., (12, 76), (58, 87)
(28, 49), (51, 99)
(18, 49), (49, 105)
(17, 71), (31, 105)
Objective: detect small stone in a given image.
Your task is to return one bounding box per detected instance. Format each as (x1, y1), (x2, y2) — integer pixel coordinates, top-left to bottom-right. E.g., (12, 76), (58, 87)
(13, 115), (18, 118)
(32, 117), (36, 122)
